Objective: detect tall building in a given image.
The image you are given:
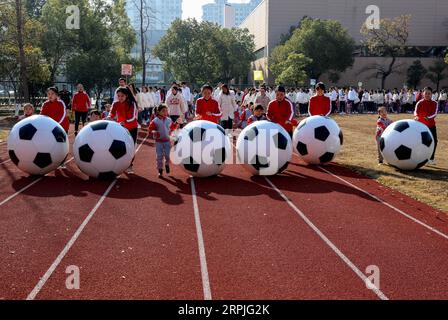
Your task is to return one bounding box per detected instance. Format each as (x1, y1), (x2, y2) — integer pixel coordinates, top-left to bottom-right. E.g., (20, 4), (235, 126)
(126, 0), (183, 83)
(240, 0), (448, 88)
(202, 0), (262, 27)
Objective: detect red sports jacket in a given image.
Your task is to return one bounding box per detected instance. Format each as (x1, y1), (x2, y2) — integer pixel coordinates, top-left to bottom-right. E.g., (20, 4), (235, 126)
(40, 99), (70, 132)
(72, 91), (91, 112)
(109, 101), (138, 130)
(414, 99), (437, 127)
(309, 95), (331, 117)
(266, 98), (296, 133)
(195, 98), (222, 124)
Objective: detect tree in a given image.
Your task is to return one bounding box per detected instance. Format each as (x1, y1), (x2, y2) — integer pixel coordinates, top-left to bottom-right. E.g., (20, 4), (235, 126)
(66, 0), (135, 104)
(445, 53), (448, 65)
(0, 0), (49, 102)
(130, 0), (151, 85)
(210, 27), (255, 84)
(270, 18), (355, 82)
(274, 53), (311, 85)
(16, 0), (30, 102)
(425, 60), (447, 92)
(153, 19), (255, 85)
(406, 60), (427, 89)
(40, 0), (80, 82)
(360, 15), (410, 89)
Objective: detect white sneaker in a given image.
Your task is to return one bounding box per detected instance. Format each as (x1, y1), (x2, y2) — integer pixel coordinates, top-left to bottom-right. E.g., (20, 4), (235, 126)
(428, 160), (437, 166)
(126, 165), (134, 174)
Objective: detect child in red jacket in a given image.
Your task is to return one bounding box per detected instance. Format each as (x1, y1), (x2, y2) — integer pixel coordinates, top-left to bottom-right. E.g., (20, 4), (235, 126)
(40, 87), (70, 133)
(414, 87), (438, 164)
(309, 82), (331, 117)
(195, 84), (222, 124)
(107, 87), (139, 173)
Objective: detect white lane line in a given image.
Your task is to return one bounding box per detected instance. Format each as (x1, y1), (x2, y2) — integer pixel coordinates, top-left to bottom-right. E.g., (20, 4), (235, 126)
(190, 177), (212, 300)
(318, 165), (448, 241)
(0, 157), (74, 207)
(264, 176), (389, 300)
(0, 159), (11, 165)
(26, 179), (117, 300)
(26, 134), (149, 300)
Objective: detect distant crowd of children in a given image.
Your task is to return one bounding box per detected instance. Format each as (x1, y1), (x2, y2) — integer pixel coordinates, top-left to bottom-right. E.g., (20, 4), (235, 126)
(17, 79), (440, 177)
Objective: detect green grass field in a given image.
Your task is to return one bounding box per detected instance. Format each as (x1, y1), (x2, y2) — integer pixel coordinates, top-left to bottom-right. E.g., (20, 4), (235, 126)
(334, 114), (448, 213)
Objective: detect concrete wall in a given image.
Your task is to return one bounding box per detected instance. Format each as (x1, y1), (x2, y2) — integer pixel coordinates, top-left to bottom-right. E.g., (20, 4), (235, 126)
(267, 0), (448, 49)
(241, 0), (448, 88)
(240, 0), (268, 51)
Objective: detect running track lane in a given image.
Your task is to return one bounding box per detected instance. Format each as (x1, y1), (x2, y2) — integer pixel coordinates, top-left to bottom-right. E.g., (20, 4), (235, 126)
(263, 156), (448, 299)
(0, 133), (144, 300)
(0, 131), (75, 196)
(191, 145), (380, 300)
(31, 137), (205, 299)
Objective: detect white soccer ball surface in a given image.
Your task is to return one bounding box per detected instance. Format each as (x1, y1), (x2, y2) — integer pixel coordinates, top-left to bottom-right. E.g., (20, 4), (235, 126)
(172, 120), (231, 178)
(293, 116), (343, 165)
(73, 120), (135, 178)
(7, 115), (69, 175)
(236, 120), (292, 176)
(380, 119), (434, 170)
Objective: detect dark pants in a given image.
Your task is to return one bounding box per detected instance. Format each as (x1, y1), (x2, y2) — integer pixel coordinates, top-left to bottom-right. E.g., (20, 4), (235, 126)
(429, 126), (438, 161)
(129, 127), (138, 166)
(221, 119), (233, 130)
(299, 103), (308, 115)
(75, 111), (88, 133)
(331, 101), (337, 114)
(339, 101), (346, 113)
(129, 128), (138, 145)
(170, 115), (180, 123)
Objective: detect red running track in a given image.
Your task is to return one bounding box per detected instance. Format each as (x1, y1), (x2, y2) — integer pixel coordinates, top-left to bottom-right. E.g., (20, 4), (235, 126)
(0, 130), (448, 299)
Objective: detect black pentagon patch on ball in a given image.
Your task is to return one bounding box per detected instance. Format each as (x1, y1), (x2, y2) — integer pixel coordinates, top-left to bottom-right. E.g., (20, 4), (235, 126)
(216, 125), (225, 135)
(421, 131), (433, 147)
(250, 155), (270, 171)
(244, 126), (259, 141)
(189, 127), (206, 143)
(173, 136), (181, 148)
(394, 145), (412, 160)
(183, 157), (200, 173)
(314, 126), (330, 142)
(33, 152), (52, 168)
(79, 144), (94, 163)
(19, 123), (37, 140)
(273, 132), (288, 150)
(52, 126), (66, 143)
(97, 171), (117, 180)
(394, 121), (410, 133)
(416, 159), (429, 169)
(109, 140), (127, 160)
(319, 152), (335, 163)
(213, 148), (226, 165)
(9, 150), (20, 165)
(297, 142), (308, 156)
(91, 122), (109, 131)
(339, 130), (344, 146)
(380, 138), (385, 152)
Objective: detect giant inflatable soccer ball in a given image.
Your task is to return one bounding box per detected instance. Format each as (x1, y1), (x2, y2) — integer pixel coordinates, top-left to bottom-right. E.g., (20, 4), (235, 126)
(380, 120), (434, 170)
(236, 121), (292, 176)
(73, 120), (135, 179)
(293, 116), (343, 165)
(172, 120), (231, 178)
(7, 115), (69, 175)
